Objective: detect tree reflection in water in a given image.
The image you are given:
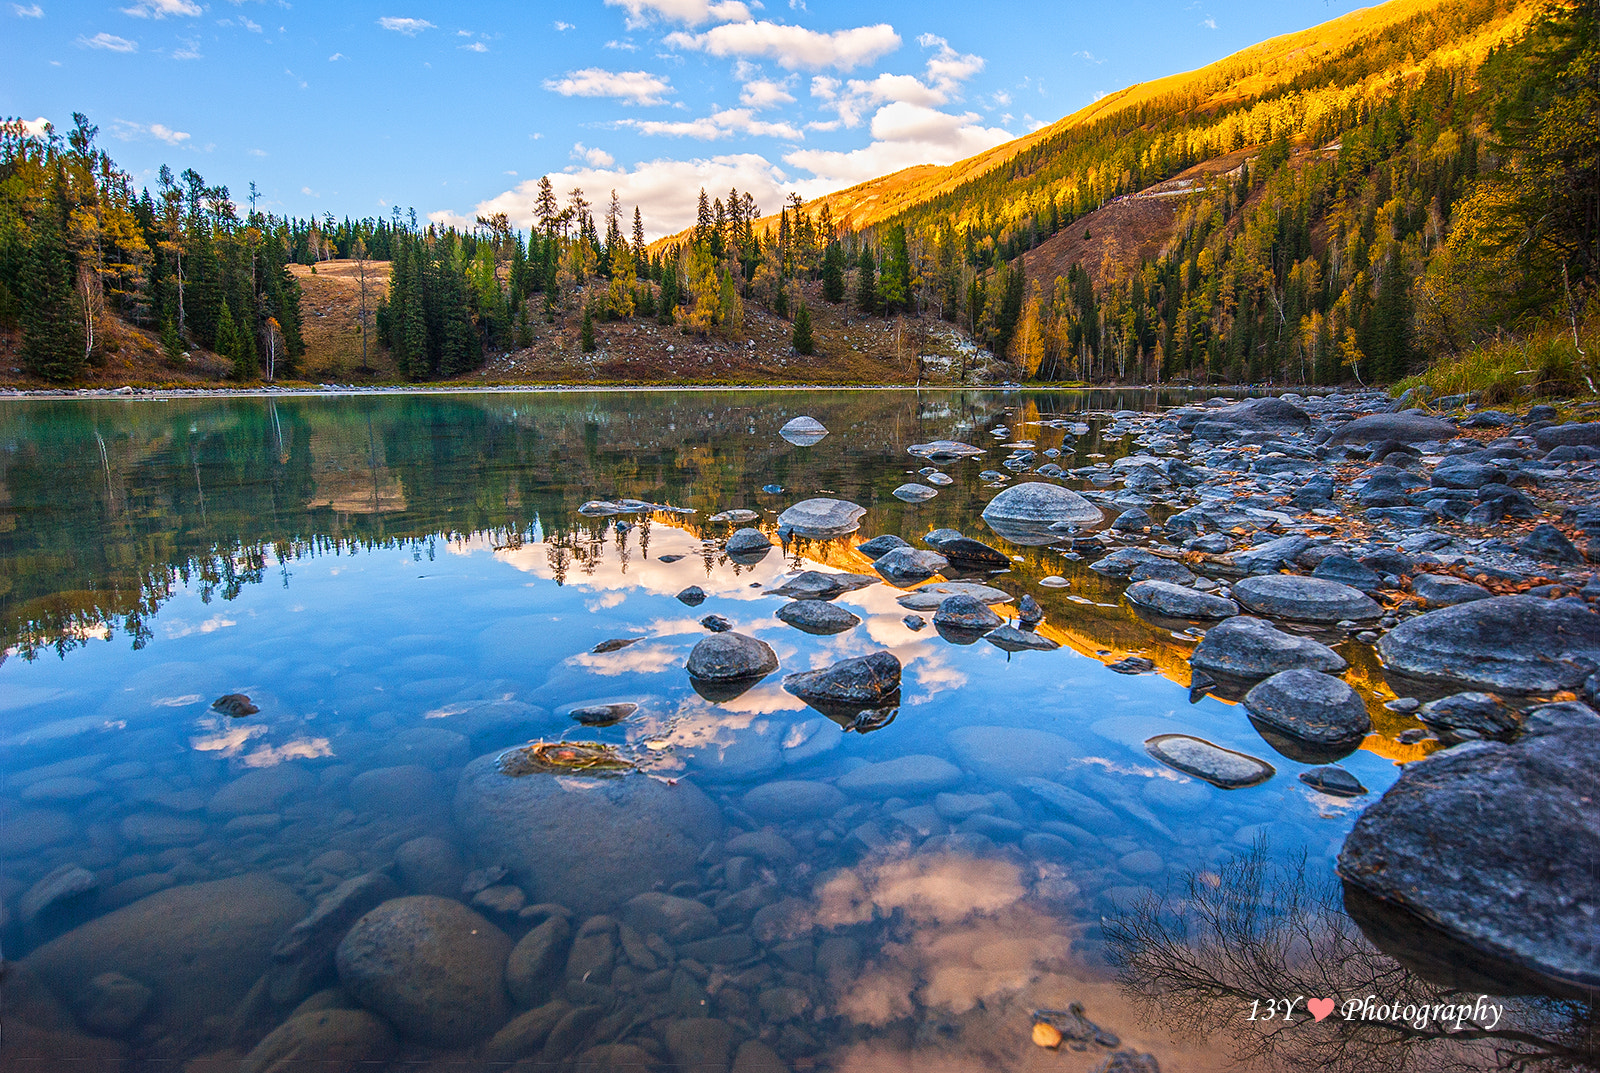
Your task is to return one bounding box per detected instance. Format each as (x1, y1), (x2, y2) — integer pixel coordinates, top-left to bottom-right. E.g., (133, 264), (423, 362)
(1102, 843), (1599, 1072)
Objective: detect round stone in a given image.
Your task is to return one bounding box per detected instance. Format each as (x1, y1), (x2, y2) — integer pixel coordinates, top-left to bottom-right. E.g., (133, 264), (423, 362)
(1232, 574), (1381, 624)
(776, 498), (867, 538)
(1125, 580), (1239, 620)
(1243, 669), (1372, 746)
(685, 633), (779, 681)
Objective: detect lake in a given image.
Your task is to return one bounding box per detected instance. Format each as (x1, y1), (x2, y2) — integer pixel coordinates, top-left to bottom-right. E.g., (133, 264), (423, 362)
(0, 389), (1578, 1071)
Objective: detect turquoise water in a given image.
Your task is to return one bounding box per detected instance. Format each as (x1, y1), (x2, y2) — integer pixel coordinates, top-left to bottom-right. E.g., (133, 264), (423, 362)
(0, 390), (1549, 1071)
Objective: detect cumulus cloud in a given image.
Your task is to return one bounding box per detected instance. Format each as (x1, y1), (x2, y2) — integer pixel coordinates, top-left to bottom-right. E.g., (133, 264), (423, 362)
(545, 67), (674, 105)
(377, 16), (433, 35)
(573, 142), (615, 167)
(121, 0), (199, 17)
(784, 101), (1011, 194)
(21, 116), (50, 136)
(808, 34), (984, 126)
(605, 0), (750, 27)
(739, 77), (796, 109)
(79, 31), (137, 51)
(470, 153), (793, 241)
(621, 107), (802, 140)
(460, 40), (487, 52)
(553, 20), (574, 30)
(664, 20), (900, 72)
(918, 33), (983, 92)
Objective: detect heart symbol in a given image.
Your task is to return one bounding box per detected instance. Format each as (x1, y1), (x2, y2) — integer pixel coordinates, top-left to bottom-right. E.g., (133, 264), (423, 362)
(1307, 998), (1335, 1022)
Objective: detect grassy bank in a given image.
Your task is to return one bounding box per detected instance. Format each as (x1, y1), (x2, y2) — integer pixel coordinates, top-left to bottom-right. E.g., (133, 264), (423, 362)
(1393, 313), (1600, 405)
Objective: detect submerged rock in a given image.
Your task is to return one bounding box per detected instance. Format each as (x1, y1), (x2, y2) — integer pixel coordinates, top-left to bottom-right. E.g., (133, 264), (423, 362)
(1378, 595), (1600, 693)
(892, 483), (939, 503)
(873, 546), (949, 584)
(1232, 574), (1381, 623)
(1145, 734), (1275, 789)
(335, 896), (510, 1047)
(454, 753), (722, 916)
(937, 536), (1011, 567)
(1417, 692), (1522, 741)
(768, 570), (877, 600)
(1190, 616), (1348, 678)
(932, 593), (1004, 632)
(569, 702), (638, 727)
(986, 625), (1060, 652)
(1338, 711), (1600, 994)
(982, 482), (1102, 528)
(776, 498), (867, 538)
(1243, 670), (1371, 746)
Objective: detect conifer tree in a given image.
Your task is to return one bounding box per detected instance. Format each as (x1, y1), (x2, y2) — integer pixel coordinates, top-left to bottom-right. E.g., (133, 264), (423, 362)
(580, 303), (596, 352)
(855, 246), (877, 314)
(822, 243), (846, 303)
(20, 211), (84, 382)
(792, 302), (815, 355)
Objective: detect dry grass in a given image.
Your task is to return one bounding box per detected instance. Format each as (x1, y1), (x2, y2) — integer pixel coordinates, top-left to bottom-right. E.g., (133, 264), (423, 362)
(1394, 316), (1600, 408)
(289, 260), (395, 382)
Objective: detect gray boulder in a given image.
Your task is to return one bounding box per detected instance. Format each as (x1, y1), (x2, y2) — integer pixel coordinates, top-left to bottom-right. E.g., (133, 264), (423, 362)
(908, 440), (985, 462)
(981, 482), (1102, 531)
(783, 652), (902, 707)
(872, 547), (949, 584)
(932, 594), (1004, 632)
(1190, 396), (1310, 441)
(724, 528), (772, 555)
(1191, 616), (1348, 677)
(454, 754), (721, 915)
(778, 416), (827, 446)
(1088, 547), (1164, 578)
(856, 534), (910, 558)
(1329, 411), (1457, 444)
(935, 536), (1011, 567)
(1144, 734), (1275, 789)
(986, 626), (1061, 652)
(1417, 692), (1521, 741)
(892, 483), (939, 503)
(505, 914), (572, 1007)
(1412, 573), (1492, 607)
(240, 1009), (398, 1073)
(768, 570), (877, 600)
(686, 633), (779, 681)
(1233, 574), (1381, 623)
(1312, 555), (1382, 592)
(1338, 715), (1600, 993)
(776, 498), (866, 538)
(775, 599), (860, 635)
(1125, 580), (1239, 620)
(897, 581), (1012, 610)
(1533, 422), (1600, 450)
(1243, 670), (1371, 746)
(1378, 595), (1600, 693)
(335, 896), (510, 1047)
(1520, 522), (1583, 563)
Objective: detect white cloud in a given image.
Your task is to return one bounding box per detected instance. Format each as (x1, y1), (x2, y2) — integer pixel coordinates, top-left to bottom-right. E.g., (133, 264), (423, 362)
(740, 77), (794, 109)
(328, 51), (344, 60)
(460, 40), (487, 52)
(544, 67), (674, 105)
(573, 142), (615, 167)
(112, 119), (191, 144)
(471, 153), (793, 241)
(13, 4), (43, 16)
(248, 147), (267, 156)
(553, 20), (574, 30)
(240, 15), (261, 31)
(918, 33), (983, 92)
(21, 116), (49, 136)
(621, 107), (802, 140)
(604, 0), (750, 28)
(428, 209), (473, 229)
(171, 35), (200, 59)
(605, 39), (638, 50)
(1201, 16), (1217, 29)
(1073, 49), (1103, 64)
(121, 0), (199, 17)
(79, 31), (137, 51)
(783, 101), (1011, 195)
(377, 16), (433, 35)
(806, 34), (983, 127)
(664, 20), (899, 72)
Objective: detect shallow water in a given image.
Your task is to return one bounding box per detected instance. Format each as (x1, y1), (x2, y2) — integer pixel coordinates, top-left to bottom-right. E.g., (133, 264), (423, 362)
(0, 390), (1583, 1071)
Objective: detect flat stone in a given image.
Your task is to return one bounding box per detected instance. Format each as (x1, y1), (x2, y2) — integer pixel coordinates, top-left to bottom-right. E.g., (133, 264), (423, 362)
(908, 440), (986, 462)
(1191, 396), (1311, 440)
(269, 871), (400, 1005)
(896, 581), (1013, 611)
(776, 498), (866, 538)
(768, 570), (877, 600)
(709, 509), (761, 524)
(1145, 734), (1275, 789)
(335, 895), (511, 1047)
(948, 725), (1082, 782)
(483, 1001), (572, 1063)
(1418, 692), (1522, 741)
(19, 864), (98, 925)
(1338, 716), (1600, 993)
(1378, 594), (1600, 693)
(505, 914), (572, 1007)
(985, 625), (1061, 652)
(1190, 616), (1347, 677)
(393, 836), (465, 897)
(932, 593), (1004, 632)
(1412, 573), (1492, 607)
(1521, 523), (1583, 563)
(982, 482), (1102, 527)
(120, 813), (207, 846)
(1533, 422), (1600, 449)
(1125, 580), (1239, 620)
(1330, 412), (1458, 444)
(936, 536), (1011, 567)
(856, 534), (911, 558)
(742, 780), (847, 820)
(1233, 574), (1381, 623)
(873, 546), (949, 585)
(570, 702), (638, 727)
(1243, 670), (1371, 746)
(779, 416), (827, 442)
(892, 483), (939, 502)
(836, 755), (963, 797)
(1299, 765), (1367, 797)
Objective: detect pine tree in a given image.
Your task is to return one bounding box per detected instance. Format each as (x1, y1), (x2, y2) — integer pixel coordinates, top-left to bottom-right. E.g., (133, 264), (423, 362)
(161, 317), (185, 367)
(855, 246), (877, 314)
(773, 281), (790, 320)
(792, 302), (815, 355)
(216, 299), (257, 379)
(632, 207), (646, 266)
(822, 243), (846, 303)
(580, 303), (596, 352)
(20, 212), (85, 382)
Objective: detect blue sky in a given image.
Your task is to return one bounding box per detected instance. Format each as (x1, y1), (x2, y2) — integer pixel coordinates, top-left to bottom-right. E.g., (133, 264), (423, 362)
(2, 0), (1364, 238)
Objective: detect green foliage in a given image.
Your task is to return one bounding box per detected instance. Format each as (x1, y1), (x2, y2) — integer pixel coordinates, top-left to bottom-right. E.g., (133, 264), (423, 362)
(160, 317), (184, 367)
(855, 246), (877, 314)
(792, 302), (815, 355)
(19, 209), (83, 381)
(821, 243), (846, 303)
(580, 303), (596, 353)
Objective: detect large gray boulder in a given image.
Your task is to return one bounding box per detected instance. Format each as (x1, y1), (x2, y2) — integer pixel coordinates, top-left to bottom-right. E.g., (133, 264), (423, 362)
(981, 482), (1102, 529)
(776, 498), (866, 538)
(454, 754), (722, 915)
(872, 547), (948, 585)
(335, 896), (510, 1047)
(778, 416), (827, 446)
(1233, 574), (1381, 623)
(1377, 594), (1600, 693)
(775, 600), (860, 635)
(1533, 422), (1600, 450)
(1190, 396), (1310, 441)
(685, 632), (779, 681)
(783, 652), (901, 707)
(1125, 580), (1238, 620)
(1329, 411), (1457, 444)
(1243, 669), (1371, 746)
(724, 528), (772, 556)
(1190, 616), (1348, 678)
(1338, 712), (1600, 994)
